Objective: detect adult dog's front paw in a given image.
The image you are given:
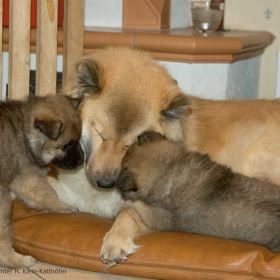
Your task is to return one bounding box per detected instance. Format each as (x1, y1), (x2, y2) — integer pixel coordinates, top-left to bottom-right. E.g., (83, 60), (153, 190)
(100, 231), (139, 266)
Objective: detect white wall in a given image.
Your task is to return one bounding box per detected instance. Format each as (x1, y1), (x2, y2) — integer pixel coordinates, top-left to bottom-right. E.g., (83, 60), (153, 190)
(224, 0), (280, 99)
(84, 0), (123, 28)
(160, 57), (260, 99)
(170, 0), (191, 28)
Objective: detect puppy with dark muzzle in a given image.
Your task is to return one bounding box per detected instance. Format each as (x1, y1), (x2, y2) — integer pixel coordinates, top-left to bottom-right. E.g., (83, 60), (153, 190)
(117, 132), (280, 252)
(0, 95), (83, 268)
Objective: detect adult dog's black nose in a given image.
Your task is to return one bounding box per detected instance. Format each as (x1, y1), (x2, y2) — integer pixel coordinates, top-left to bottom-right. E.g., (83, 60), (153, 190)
(96, 178), (116, 188)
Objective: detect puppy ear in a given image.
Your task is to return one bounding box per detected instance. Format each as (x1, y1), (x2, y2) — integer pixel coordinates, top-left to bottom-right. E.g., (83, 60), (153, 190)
(137, 131), (165, 145)
(72, 59), (102, 98)
(162, 94), (190, 120)
(35, 120), (63, 140)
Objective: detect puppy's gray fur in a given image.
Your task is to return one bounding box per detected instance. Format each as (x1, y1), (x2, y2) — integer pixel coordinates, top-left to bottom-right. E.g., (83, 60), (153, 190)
(117, 132), (280, 251)
(0, 95), (83, 268)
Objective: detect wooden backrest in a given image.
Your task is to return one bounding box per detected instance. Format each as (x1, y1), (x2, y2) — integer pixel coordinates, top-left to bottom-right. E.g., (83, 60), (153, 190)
(0, 0), (84, 100)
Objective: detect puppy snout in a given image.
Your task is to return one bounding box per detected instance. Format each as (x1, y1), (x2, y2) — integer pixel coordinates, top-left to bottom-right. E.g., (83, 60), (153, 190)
(117, 170), (137, 192)
(53, 140), (84, 169)
(68, 141), (84, 166)
(96, 176), (117, 188)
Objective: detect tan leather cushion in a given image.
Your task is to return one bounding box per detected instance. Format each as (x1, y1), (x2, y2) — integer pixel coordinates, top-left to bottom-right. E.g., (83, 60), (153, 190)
(12, 201), (280, 280)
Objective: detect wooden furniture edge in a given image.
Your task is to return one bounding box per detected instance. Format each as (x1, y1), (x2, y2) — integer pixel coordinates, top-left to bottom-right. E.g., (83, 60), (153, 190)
(2, 27), (274, 63)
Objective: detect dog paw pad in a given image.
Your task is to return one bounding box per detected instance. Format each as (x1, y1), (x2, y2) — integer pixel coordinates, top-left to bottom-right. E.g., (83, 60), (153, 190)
(100, 234), (139, 265)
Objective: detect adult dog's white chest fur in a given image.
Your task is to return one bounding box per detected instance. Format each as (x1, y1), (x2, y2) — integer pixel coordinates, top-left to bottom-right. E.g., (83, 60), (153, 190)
(48, 167), (123, 219)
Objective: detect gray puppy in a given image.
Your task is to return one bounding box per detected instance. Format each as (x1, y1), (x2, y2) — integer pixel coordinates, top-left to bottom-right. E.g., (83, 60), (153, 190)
(117, 132), (280, 252)
(0, 95), (84, 268)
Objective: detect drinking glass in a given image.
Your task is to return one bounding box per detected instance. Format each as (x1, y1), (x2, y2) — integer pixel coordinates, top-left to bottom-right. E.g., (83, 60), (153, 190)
(191, 1), (224, 32)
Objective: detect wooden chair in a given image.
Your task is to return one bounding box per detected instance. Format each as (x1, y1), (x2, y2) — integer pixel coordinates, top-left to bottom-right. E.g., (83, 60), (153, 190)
(0, 0), (84, 101)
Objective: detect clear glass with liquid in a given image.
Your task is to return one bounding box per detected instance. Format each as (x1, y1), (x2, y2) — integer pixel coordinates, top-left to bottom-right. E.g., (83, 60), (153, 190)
(191, 1), (224, 32)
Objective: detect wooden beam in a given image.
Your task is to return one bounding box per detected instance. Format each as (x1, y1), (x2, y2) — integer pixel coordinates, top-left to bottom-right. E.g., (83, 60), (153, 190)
(1, 28), (273, 63)
(0, 0), (3, 100)
(8, 0), (31, 100)
(36, 0), (58, 96)
(62, 0), (84, 94)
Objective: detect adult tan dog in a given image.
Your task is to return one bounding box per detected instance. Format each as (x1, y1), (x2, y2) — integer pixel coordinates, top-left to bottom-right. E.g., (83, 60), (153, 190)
(51, 46), (280, 265)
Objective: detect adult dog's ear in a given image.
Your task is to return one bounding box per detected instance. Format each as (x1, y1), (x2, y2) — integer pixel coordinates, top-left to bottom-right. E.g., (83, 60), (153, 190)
(35, 120), (63, 140)
(72, 58), (102, 98)
(162, 94), (190, 120)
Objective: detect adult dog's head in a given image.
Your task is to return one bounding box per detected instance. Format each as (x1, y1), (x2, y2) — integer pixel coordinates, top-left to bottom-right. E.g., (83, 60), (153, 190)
(70, 47), (190, 189)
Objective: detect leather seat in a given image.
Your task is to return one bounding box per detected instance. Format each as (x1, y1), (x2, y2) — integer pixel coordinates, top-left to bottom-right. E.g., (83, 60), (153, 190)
(13, 201), (280, 280)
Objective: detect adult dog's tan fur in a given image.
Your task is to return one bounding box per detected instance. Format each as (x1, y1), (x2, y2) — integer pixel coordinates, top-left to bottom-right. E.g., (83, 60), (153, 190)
(55, 47), (280, 265)
(183, 98), (280, 184)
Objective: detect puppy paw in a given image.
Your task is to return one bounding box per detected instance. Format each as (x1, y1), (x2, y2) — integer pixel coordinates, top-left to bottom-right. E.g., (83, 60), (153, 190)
(17, 255), (36, 268)
(0, 251), (36, 268)
(100, 232), (139, 266)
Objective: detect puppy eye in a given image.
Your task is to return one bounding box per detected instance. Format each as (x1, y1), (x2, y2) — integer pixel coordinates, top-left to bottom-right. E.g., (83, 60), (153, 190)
(137, 131), (164, 145)
(135, 135), (145, 145)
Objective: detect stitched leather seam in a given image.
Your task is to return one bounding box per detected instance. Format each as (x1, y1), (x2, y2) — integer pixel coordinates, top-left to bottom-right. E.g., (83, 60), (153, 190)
(14, 237), (279, 279)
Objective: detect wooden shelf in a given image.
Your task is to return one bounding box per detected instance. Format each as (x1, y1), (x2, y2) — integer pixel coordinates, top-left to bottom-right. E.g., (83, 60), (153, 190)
(2, 27), (274, 63)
